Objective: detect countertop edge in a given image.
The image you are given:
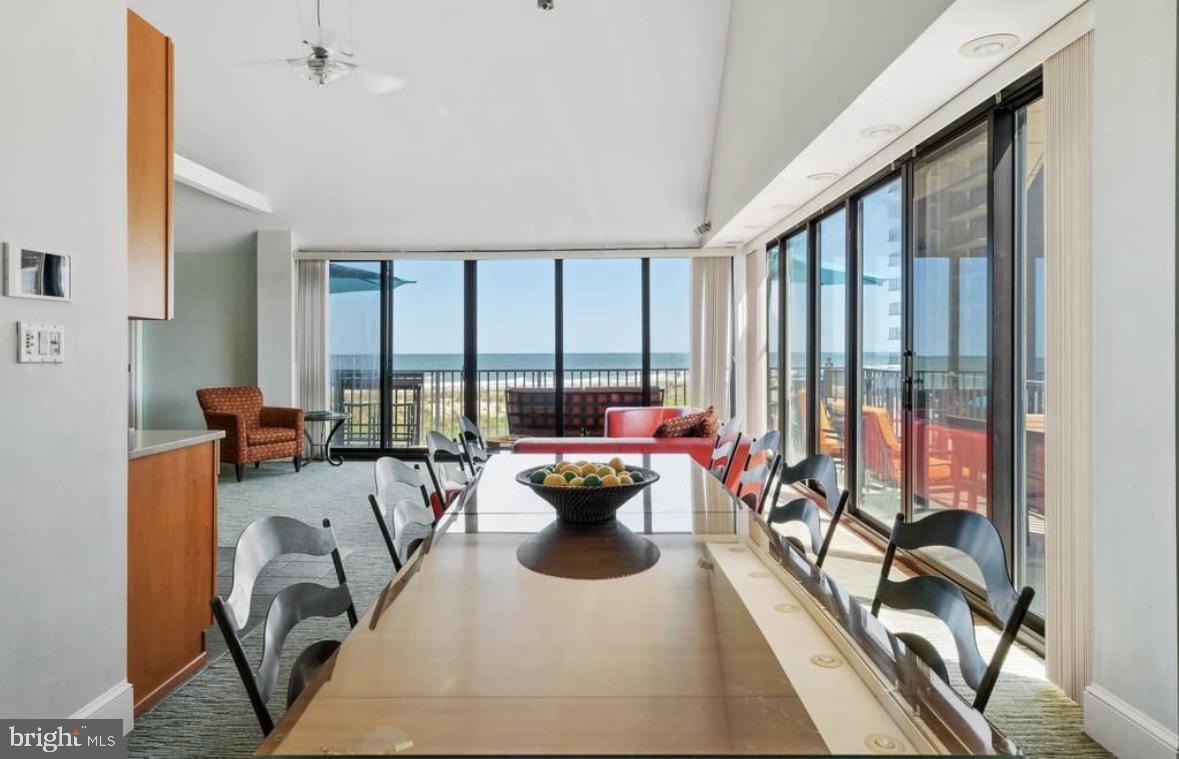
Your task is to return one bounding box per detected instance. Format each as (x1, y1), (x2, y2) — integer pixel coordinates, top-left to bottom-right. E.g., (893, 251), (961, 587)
(129, 429), (226, 460)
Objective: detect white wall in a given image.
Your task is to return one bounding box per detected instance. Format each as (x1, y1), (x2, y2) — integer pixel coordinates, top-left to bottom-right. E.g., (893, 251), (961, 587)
(1086, 1), (1179, 757)
(0, 0), (132, 727)
(143, 251), (257, 430)
(256, 230), (295, 405)
(705, 0), (952, 232)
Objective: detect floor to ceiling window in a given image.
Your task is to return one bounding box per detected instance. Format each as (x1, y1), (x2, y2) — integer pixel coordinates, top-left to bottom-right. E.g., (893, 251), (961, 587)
(911, 123), (991, 520)
(857, 178), (904, 525)
(562, 259), (643, 435)
(767, 243), (780, 433)
(391, 260), (465, 447)
(784, 231), (809, 463)
(476, 259), (556, 438)
(817, 210), (848, 473)
(649, 258), (691, 408)
(1015, 98), (1046, 616)
(328, 261), (382, 448)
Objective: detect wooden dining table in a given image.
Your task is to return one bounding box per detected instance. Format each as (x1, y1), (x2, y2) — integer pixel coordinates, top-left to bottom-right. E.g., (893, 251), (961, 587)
(259, 452), (1015, 756)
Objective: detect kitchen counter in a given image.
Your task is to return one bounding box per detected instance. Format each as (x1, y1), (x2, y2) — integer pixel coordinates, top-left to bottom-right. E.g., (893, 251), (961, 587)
(129, 429), (225, 460)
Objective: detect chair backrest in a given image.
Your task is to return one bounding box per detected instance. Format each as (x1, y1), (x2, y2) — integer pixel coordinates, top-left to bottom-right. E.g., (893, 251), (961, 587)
(371, 457), (435, 570)
(735, 431), (782, 513)
(457, 416), (489, 469)
(707, 416), (743, 484)
(425, 431), (471, 514)
(871, 510), (1034, 711)
(196, 386), (263, 423)
(766, 453), (848, 566)
(210, 515), (357, 735)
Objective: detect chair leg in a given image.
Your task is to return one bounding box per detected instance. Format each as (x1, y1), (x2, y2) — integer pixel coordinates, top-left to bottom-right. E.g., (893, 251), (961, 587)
(235, 463), (244, 482)
(293, 456), (301, 473)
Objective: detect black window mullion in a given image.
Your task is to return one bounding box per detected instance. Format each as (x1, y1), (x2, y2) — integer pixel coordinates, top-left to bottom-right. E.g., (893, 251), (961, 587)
(901, 160), (915, 522)
(845, 197), (860, 506)
(807, 220), (820, 458)
(641, 258), (652, 407)
(554, 259), (564, 436)
(990, 108), (1017, 566)
(463, 261), (478, 425)
(379, 261), (394, 449)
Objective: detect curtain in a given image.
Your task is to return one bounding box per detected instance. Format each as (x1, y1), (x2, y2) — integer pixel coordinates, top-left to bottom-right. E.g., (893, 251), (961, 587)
(743, 248), (768, 436)
(689, 257), (732, 416)
(1044, 31), (1093, 701)
(295, 260), (329, 437)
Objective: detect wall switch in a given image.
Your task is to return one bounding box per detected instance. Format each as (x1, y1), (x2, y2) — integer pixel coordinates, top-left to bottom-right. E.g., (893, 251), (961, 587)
(16, 321), (64, 364)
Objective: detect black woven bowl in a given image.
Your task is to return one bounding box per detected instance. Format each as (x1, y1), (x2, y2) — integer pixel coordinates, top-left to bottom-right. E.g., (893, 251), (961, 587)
(516, 464), (660, 523)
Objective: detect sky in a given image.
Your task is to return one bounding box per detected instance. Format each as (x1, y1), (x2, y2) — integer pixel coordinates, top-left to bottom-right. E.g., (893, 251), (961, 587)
(329, 258), (691, 357)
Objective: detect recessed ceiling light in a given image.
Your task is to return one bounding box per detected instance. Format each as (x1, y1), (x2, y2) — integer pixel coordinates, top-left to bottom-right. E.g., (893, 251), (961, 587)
(860, 124), (900, 138)
(959, 33), (1019, 58)
(807, 172), (839, 183)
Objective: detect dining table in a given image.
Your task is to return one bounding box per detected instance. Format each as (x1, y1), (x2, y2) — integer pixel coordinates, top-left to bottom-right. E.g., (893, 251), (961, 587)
(258, 452), (1016, 756)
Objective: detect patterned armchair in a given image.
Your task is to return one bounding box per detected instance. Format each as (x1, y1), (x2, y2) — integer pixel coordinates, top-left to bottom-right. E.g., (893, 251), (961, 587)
(196, 386), (304, 481)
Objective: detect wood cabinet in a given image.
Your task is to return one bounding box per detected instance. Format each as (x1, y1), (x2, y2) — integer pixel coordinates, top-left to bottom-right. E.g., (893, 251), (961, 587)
(127, 440), (218, 715)
(127, 10), (174, 320)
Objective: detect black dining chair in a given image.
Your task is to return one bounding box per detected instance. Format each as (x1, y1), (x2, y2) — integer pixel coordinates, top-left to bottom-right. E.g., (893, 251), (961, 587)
(457, 416), (490, 472)
(210, 515), (358, 736)
(707, 415), (743, 485)
(734, 430), (782, 513)
(370, 456), (437, 571)
(870, 510), (1035, 712)
(765, 453), (848, 567)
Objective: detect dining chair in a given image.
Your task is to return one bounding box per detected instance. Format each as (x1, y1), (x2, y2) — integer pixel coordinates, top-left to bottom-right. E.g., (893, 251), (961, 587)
(765, 453), (848, 567)
(734, 430), (782, 513)
(457, 415), (490, 472)
(870, 510), (1035, 712)
(707, 415), (743, 485)
(370, 457), (436, 571)
(425, 431), (471, 518)
(210, 515), (358, 736)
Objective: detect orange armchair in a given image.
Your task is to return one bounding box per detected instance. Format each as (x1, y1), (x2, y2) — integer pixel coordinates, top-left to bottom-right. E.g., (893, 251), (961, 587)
(196, 386), (304, 481)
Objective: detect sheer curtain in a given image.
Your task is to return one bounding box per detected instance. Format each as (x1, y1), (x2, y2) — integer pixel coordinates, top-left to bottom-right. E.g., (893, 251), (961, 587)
(295, 260), (329, 429)
(1044, 31), (1093, 701)
(743, 248), (768, 436)
(689, 257), (732, 416)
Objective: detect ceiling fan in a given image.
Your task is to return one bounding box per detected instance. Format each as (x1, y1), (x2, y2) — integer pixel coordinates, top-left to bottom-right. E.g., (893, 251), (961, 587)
(251, 0), (405, 94)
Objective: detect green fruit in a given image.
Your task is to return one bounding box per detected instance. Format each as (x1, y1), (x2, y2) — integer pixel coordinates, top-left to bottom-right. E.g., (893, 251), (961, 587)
(530, 469), (549, 484)
(563, 470), (577, 482)
(582, 474), (602, 487)
(629, 471), (645, 483)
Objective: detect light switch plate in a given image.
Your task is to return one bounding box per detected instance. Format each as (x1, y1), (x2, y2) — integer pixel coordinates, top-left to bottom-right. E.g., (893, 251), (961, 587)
(16, 321), (64, 363)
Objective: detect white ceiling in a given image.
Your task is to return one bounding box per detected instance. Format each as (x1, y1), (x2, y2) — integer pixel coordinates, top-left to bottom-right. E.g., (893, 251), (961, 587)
(131, 0), (733, 254)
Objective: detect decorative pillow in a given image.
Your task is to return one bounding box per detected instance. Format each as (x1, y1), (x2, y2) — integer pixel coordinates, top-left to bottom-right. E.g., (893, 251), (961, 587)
(694, 406), (720, 438)
(654, 410), (708, 438)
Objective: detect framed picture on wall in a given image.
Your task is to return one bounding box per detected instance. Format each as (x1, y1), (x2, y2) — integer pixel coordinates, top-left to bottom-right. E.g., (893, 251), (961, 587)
(3, 242), (71, 301)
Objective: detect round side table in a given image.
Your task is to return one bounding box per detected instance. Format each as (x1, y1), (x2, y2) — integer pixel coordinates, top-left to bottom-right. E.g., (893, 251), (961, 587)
(303, 411), (350, 466)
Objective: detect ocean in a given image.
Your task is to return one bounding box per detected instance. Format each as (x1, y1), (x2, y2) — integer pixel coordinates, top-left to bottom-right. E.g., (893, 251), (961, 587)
(331, 352), (690, 372)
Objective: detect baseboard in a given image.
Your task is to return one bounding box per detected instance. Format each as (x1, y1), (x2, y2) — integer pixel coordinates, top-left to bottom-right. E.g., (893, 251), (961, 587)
(1084, 684), (1179, 759)
(70, 680), (134, 735)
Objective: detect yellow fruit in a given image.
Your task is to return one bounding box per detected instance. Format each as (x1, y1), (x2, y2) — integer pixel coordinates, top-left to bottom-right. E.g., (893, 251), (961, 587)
(619, 474), (634, 485)
(574, 460), (588, 468)
(578, 463), (597, 477)
(608, 457), (625, 473)
(569, 477), (585, 487)
(543, 473), (566, 487)
(601, 474), (621, 487)
(596, 465), (615, 478)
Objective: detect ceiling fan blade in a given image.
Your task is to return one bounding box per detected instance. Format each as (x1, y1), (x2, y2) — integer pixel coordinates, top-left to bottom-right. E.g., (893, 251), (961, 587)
(354, 68), (407, 95)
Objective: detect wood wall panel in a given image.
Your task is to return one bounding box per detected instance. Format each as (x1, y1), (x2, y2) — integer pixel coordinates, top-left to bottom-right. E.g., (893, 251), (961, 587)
(127, 10), (173, 320)
(127, 441), (218, 715)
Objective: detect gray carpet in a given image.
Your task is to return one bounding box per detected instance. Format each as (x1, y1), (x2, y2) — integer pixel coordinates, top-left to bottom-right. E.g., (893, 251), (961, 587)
(127, 460), (1111, 759)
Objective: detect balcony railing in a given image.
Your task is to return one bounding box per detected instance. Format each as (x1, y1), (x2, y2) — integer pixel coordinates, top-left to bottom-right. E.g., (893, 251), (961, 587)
(331, 367), (690, 448)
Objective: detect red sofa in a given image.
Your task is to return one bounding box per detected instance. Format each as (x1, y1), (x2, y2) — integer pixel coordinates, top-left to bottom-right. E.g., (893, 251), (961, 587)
(512, 406), (748, 489)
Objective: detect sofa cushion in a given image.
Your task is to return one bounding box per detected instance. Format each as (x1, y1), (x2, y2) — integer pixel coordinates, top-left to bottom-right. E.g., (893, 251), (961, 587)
(695, 406), (720, 438)
(654, 410), (708, 438)
(604, 406), (701, 437)
(247, 426), (298, 446)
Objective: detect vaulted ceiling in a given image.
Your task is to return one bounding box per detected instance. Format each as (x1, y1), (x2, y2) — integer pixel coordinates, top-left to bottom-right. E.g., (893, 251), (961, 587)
(132, 0), (733, 253)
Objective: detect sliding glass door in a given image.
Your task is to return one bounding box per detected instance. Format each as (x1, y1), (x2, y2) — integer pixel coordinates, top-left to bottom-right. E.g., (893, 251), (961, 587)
(857, 178), (904, 525)
(1015, 98), (1046, 616)
(328, 261), (382, 448)
(910, 123), (991, 521)
(767, 243), (781, 433)
(817, 211), (848, 474)
(784, 231), (809, 463)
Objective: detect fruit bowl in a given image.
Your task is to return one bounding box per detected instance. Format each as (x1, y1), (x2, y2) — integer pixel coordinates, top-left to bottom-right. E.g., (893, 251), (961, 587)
(516, 461), (660, 524)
